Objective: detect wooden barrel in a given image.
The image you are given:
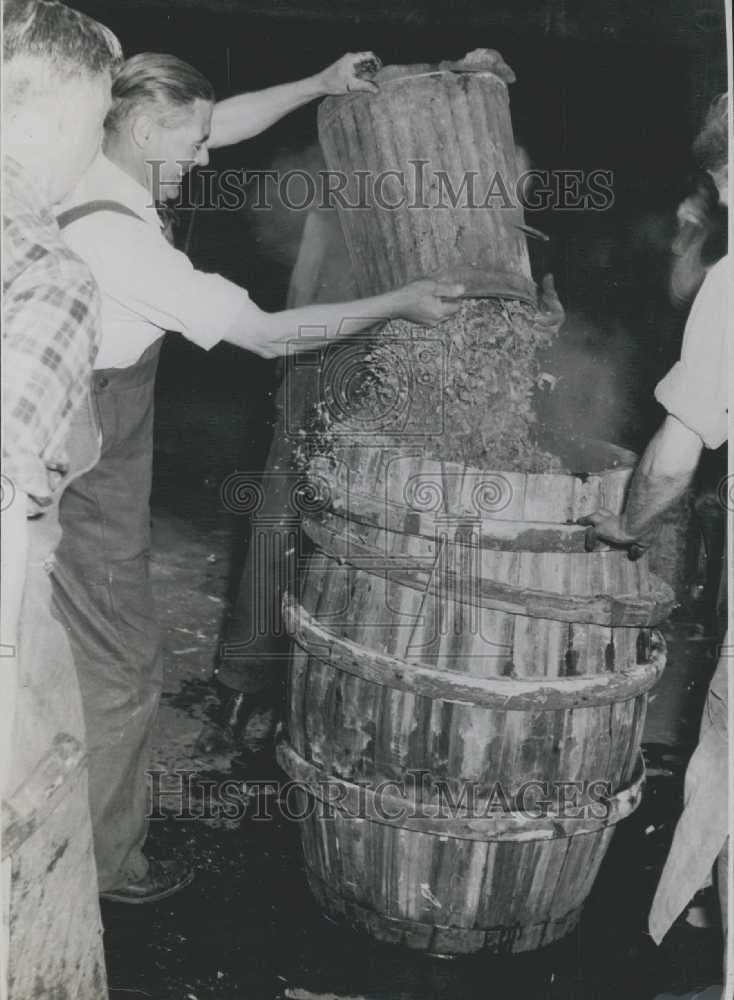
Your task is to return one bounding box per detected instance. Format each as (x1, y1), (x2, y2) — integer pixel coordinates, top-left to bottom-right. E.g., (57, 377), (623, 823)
(317, 62), (535, 302)
(277, 439), (671, 955)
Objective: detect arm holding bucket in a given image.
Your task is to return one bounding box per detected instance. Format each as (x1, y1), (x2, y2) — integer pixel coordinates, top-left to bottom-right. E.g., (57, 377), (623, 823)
(222, 278), (465, 357)
(210, 52), (380, 148)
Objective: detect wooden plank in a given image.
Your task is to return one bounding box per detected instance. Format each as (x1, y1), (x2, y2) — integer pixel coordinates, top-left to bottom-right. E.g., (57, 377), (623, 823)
(2, 734), (85, 860)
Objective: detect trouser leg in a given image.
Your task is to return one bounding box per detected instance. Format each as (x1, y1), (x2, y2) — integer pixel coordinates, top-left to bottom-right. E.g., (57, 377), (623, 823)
(52, 342), (162, 891)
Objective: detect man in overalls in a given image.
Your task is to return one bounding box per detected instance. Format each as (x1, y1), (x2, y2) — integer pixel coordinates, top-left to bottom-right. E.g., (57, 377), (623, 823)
(2, 2), (122, 995)
(53, 49), (464, 905)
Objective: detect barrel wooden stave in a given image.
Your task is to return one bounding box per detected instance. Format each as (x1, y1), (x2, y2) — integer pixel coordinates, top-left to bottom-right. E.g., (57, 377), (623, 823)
(306, 509), (650, 602)
(289, 647), (644, 802)
(283, 441), (662, 954)
(318, 447), (636, 525)
(298, 549), (643, 677)
(294, 801), (616, 954)
(289, 504), (650, 799)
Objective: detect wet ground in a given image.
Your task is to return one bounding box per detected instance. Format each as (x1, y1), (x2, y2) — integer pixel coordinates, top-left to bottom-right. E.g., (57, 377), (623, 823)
(99, 364), (725, 1000)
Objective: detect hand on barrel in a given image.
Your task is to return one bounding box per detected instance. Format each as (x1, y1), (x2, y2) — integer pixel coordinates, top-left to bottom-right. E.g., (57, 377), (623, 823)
(393, 278), (465, 326)
(318, 52), (381, 95)
(577, 509), (648, 561)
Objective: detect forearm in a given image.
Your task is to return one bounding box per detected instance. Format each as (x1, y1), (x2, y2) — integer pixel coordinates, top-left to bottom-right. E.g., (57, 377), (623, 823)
(271, 292), (403, 345)
(224, 290), (403, 356)
(210, 75), (325, 148)
(622, 415), (703, 537)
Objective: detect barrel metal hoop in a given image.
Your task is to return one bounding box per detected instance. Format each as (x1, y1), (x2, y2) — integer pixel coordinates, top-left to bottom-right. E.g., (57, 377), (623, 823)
(305, 866), (583, 956)
(284, 594), (666, 710)
(323, 489), (599, 553)
(276, 740), (646, 843)
(303, 515), (676, 627)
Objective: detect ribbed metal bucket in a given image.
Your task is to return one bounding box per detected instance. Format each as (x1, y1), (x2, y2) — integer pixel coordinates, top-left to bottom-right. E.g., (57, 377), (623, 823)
(317, 63), (535, 303)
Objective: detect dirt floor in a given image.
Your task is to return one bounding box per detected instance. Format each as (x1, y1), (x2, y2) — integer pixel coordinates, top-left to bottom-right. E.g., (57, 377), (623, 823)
(101, 475), (725, 1000)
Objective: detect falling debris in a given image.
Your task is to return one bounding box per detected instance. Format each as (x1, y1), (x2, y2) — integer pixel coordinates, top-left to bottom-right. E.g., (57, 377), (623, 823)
(298, 298), (565, 474)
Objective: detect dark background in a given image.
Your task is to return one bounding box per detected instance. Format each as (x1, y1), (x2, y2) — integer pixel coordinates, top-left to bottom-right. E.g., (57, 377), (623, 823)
(74, 0), (728, 521)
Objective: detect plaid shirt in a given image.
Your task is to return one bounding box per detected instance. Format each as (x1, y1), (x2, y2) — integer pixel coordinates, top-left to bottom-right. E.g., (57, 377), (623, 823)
(2, 156), (101, 505)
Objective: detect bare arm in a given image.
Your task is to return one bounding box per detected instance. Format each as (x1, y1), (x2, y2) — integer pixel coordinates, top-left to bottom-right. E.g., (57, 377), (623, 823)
(209, 52), (379, 149)
(222, 279), (464, 357)
(622, 415), (703, 536)
(579, 414), (703, 546)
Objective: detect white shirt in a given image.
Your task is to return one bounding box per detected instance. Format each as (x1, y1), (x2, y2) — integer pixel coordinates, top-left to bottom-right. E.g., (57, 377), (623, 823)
(655, 254), (729, 450)
(60, 153), (271, 369)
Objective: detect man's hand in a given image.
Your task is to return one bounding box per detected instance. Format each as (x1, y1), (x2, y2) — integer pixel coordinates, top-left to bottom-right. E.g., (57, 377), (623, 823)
(210, 53), (381, 149)
(671, 190), (711, 257)
(577, 509), (649, 560)
(442, 48), (516, 84)
(533, 273), (565, 331)
(391, 279), (465, 326)
(317, 52), (381, 95)
(676, 191), (710, 230)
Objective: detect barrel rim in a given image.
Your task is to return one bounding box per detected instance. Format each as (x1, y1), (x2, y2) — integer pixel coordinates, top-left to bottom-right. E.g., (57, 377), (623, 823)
(423, 265), (537, 304)
(310, 441), (638, 496)
(317, 65), (510, 126)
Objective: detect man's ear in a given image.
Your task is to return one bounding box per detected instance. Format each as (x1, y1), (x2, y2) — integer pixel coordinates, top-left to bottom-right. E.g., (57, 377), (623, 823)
(130, 112), (154, 151)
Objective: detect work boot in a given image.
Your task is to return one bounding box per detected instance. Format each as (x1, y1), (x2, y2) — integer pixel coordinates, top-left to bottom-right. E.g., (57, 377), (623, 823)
(100, 857), (194, 905)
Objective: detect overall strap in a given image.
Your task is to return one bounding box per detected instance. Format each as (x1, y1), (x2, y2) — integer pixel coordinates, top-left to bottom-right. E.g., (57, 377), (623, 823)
(57, 199), (145, 229)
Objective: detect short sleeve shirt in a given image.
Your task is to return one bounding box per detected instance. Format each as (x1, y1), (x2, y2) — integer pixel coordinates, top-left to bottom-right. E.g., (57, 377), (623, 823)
(59, 153), (274, 369)
(655, 254), (730, 449)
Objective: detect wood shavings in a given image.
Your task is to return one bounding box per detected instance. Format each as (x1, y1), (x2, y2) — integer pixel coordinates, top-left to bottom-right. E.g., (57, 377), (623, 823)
(298, 298), (565, 473)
